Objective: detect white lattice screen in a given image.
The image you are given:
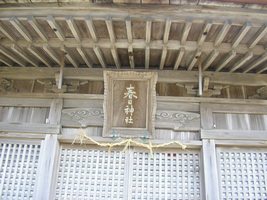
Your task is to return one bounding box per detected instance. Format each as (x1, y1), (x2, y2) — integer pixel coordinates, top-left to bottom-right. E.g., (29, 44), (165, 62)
(217, 147), (267, 200)
(0, 141), (41, 200)
(131, 148), (202, 200)
(56, 145), (126, 200)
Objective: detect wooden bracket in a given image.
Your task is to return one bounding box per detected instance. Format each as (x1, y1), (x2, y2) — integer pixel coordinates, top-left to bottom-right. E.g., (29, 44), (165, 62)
(248, 86), (267, 99)
(0, 78), (18, 92)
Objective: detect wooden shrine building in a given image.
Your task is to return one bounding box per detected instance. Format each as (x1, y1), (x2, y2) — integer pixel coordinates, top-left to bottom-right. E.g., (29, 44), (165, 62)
(0, 0), (267, 199)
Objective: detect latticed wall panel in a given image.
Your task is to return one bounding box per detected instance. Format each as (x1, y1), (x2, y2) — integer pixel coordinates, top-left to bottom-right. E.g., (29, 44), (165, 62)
(131, 148), (202, 200)
(55, 145), (126, 200)
(0, 141), (41, 200)
(217, 147), (267, 200)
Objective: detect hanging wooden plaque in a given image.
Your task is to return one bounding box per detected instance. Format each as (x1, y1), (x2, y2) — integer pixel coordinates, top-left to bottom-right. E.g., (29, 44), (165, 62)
(103, 71), (158, 138)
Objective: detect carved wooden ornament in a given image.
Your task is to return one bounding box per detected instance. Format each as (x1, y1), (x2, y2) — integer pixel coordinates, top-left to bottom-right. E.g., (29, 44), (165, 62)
(103, 71), (158, 138)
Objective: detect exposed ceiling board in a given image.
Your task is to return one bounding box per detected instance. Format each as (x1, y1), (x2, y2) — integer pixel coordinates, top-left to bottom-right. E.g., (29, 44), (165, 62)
(205, 24), (222, 42)
(222, 25), (241, 43)
(117, 48), (130, 66)
(168, 22), (184, 40)
(132, 21), (146, 39)
(133, 49), (145, 67)
(149, 49), (161, 67)
(76, 20), (92, 38)
(93, 20), (109, 38)
(187, 23), (203, 41)
(113, 21), (127, 39)
(151, 22), (165, 40)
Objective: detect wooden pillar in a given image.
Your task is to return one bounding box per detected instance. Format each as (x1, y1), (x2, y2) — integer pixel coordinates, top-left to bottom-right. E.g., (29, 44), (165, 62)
(202, 139), (220, 200)
(200, 102), (213, 129)
(48, 98), (63, 126)
(34, 134), (60, 200)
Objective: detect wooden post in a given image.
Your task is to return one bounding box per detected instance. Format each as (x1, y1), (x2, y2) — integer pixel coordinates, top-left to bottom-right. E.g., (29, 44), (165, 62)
(200, 102), (213, 129)
(48, 98), (63, 126)
(34, 134), (60, 200)
(202, 139), (220, 200)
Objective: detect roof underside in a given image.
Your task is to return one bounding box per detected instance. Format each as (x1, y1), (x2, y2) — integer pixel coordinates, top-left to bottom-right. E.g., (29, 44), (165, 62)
(0, 1), (267, 79)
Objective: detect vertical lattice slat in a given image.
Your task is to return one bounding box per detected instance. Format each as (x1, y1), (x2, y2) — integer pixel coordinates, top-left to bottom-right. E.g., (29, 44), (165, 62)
(56, 145), (126, 200)
(0, 142), (40, 200)
(218, 147), (267, 200)
(131, 148), (201, 200)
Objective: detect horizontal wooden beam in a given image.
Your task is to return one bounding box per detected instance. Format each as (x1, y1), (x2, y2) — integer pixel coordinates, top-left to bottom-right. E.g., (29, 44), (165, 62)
(0, 38), (266, 56)
(0, 97), (52, 107)
(201, 129), (267, 140)
(0, 122), (60, 134)
(1, 67), (267, 86)
(211, 103), (267, 114)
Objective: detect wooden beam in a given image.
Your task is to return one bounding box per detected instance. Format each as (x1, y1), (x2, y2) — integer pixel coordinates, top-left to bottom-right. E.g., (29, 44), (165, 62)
(187, 48), (201, 71)
(1, 68), (267, 86)
(159, 46), (167, 70)
(43, 44), (61, 65)
(173, 47), (185, 70)
(197, 19), (212, 46)
(200, 103), (213, 129)
(110, 45), (121, 69)
(163, 18), (171, 44)
(125, 17), (132, 43)
(60, 45), (79, 68)
(145, 46), (150, 69)
(214, 20), (231, 47)
(47, 15), (65, 41)
(11, 44), (39, 67)
(0, 55), (13, 67)
(0, 38), (266, 55)
(76, 45), (93, 68)
(242, 52), (267, 73)
(0, 45), (26, 67)
(203, 76), (209, 92)
(201, 129), (267, 140)
(202, 49), (219, 71)
(228, 51), (253, 72)
(0, 21), (16, 42)
(248, 23), (267, 49)
(146, 17), (152, 44)
(231, 21), (251, 48)
(211, 103), (267, 114)
(9, 17), (32, 42)
(27, 44), (53, 68)
(215, 50), (236, 72)
(128, 45), (135, 69)
(256, 64), (267, 74)
(93, 45), (107, 68)
(66, 15), (82, 43)
(28, 15), (49, 42)
(180, 19), (192, 45)
(85, 16), (98, 43)
(105, 16), (116, 43)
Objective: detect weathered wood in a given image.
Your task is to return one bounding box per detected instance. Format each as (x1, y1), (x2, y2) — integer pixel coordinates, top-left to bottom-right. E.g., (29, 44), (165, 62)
(211, 104), (267, 114)
(9, 16), (32, 42)
(248, 23), (267, 49)
(197, 19), (212, 46)
(66, 15), (82, 42)
(202, 49), (219, 71)
(125, 17), (132, 43)
(43, 44), (61, 65)
(105, 16), (116, 43)
(47, 15), (65, 41)
(180, 19), (192, 45)
(242, 52), (267, 73)
(201, 129), (267, 140)
(128, 45), (135, 69)
(110, 45), (121, 69)
(0, 45), (27, 67)
(145, 46), (150, 69)
(215, 50), (236, 72)
(48, 98), (63, 125)
(231, 21), (251, 48)
(34, 134), (60, 200)
(11, 44), (39, 67)
(28, 15), (49, 42)
(93, 45), (107, 68)
(1, 68), (267, 86)
(229, 51), (253, 72)
(0, 98), (52, 107)
(159, 46), (167, 70)
(85, 15), (98, 42)
(214, 20), (231, 47)
(146, 17), (152, 44)
(200, 103), (213, 129)
(0, 21), (16, 42)
(173, 47), (185, 70)
(0, 55), (13, 67)
(201, 139), (220, 200)
(27, 44), (53, 68)
(76, 45), (93, 68)
(0, 122), (60, 134)
(163, 18), (171, 44)
(187, 48), (201, 71)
